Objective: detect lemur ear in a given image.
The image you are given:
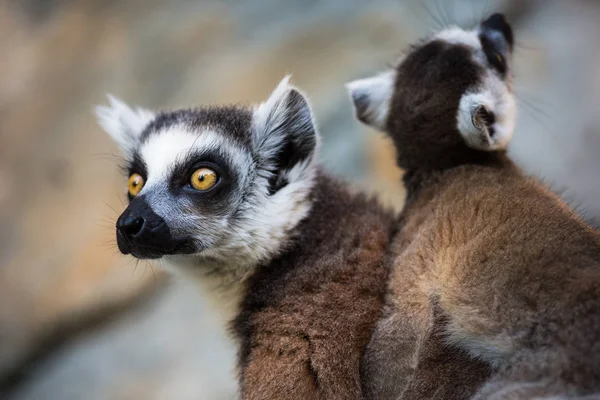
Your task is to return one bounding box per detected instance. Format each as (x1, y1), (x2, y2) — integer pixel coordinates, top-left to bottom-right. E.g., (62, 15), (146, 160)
(456, 91), (516, 151)
(252, 76), (318, 193)
(346, 70), (395, 131)
(95, 95), (155, 156)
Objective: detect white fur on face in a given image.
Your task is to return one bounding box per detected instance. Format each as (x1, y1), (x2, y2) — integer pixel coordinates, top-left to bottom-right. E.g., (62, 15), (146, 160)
(95, 95), (155, 156)
(137, 77), (317, 272)
(139, 126), (249, 191)
(96, 78), (318, 273)
(346, 70), (396, 131)
(134, 125), (254, 260)
(215, 76), (318, 268)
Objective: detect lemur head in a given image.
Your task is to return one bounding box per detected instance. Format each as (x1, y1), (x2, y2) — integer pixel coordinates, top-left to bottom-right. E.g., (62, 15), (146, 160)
(96, 77), (318, 270)
(347, 14), (516, 172)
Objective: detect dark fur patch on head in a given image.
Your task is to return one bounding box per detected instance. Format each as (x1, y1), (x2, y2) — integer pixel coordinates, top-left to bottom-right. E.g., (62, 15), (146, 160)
(386, 40), (507, 175)
(141, 105), (254, 148)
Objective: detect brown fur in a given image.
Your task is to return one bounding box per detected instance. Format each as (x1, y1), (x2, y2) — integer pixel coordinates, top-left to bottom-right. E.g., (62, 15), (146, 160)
(354, 15), (600, 400)
(234, 172), (395, 399)
(398, 301), (491, 400)
(101, 80), (400, 399)
(370, 165), (600, 399)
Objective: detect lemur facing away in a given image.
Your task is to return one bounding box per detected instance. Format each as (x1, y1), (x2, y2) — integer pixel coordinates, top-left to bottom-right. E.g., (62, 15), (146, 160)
(96, 78), (396, 399)
(348, 13), (600, 400)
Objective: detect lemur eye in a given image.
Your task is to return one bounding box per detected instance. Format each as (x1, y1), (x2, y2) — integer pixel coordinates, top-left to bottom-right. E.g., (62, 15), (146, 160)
(190, 168), (218, 191)
(495, 52), (504, 64)
(128, 173), (145, 197)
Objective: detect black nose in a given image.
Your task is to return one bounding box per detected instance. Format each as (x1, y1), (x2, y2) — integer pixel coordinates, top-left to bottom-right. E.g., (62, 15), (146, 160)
(481, 13), (513, 49)
(116, 215), (145, 238)
(115, 196), (179, 259)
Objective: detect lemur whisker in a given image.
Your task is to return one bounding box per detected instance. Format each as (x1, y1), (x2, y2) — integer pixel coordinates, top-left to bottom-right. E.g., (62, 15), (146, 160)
(419, 1), (444, 31)
(102, 201), (120, 216)
(148, 262), (157, 285)
(431, 0), (446, 28)
(435, 0), (451, 28)
(90, 152), (124, 162)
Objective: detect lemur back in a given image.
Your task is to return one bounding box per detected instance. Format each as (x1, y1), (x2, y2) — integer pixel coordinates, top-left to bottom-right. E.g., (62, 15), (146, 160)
(349, 13), (600, 400)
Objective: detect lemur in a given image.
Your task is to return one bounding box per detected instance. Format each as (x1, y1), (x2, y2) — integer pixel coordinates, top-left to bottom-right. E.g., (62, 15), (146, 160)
(347, 13), (600, 400)
(95, 78), (396, 399)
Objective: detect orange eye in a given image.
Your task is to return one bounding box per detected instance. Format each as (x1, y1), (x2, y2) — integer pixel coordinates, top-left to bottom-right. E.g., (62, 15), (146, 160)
(495, 52), (504, 64)
(190, 168), (218, 191)
(128, 173), (145, 197)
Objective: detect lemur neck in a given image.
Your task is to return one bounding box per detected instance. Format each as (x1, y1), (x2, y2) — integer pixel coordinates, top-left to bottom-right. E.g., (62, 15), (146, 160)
(401, 150), (515, 209)
(164, 258), (249, 334)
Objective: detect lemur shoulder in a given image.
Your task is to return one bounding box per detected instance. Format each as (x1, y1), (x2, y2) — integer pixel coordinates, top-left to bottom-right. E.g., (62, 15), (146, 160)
(348, 13), (600, 400)
(96, 78), (395, 399)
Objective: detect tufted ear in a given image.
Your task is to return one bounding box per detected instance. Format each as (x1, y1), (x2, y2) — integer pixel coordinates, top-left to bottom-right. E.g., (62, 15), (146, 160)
(346, 70), (395, 131)
(456, 90), (516, 151)
(95, 95), (155, 156)
(252, 76), (318, 193)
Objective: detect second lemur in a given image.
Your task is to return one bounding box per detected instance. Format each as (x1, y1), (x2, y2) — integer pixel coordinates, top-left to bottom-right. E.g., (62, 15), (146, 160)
(348, 13), (600, 400)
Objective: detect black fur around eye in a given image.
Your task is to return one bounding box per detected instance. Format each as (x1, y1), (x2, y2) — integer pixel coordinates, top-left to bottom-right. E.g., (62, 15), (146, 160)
(166, 151), (234, 203)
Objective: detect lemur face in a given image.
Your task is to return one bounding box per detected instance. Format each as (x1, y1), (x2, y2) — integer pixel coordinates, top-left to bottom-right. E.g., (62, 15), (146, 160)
(97, 78), (318, 267)
(348, 14), (516, 170)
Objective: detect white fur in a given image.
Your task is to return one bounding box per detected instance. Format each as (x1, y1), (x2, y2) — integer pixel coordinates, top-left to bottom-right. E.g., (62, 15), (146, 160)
(346, 70), (395, 130)
(445, 326), (513, 368)
(138, 124), (255, 245)
(457, 71), (516, 151)
(95, 95), (155, 156)
(435, 26), (482, 49)
(252, 76), (320, 163)
(218, 76), (319, 269)
(164, 256), (248, 336)
(225, 157), (315, 265)
(436, 27), (489, 65)
(252, 75), (293, 155)
(203, 77), (319, 268)
(140, 127), (249, 189)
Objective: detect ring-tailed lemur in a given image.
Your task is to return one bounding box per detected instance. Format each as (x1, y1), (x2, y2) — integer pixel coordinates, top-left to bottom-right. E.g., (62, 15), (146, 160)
(96, 78), (395, 399)
(348, 13), (600, 400)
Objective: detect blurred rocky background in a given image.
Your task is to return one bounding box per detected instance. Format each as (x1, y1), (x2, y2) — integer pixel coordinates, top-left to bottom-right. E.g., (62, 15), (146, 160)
(0, 0), (598, 399)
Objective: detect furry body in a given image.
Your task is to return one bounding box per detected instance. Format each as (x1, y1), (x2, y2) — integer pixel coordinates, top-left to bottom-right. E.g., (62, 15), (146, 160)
(349, 14), (600, 400)
(235, 172), (393, 399)
(97, 79), (396, 399)
(368, 163), (600, 399)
